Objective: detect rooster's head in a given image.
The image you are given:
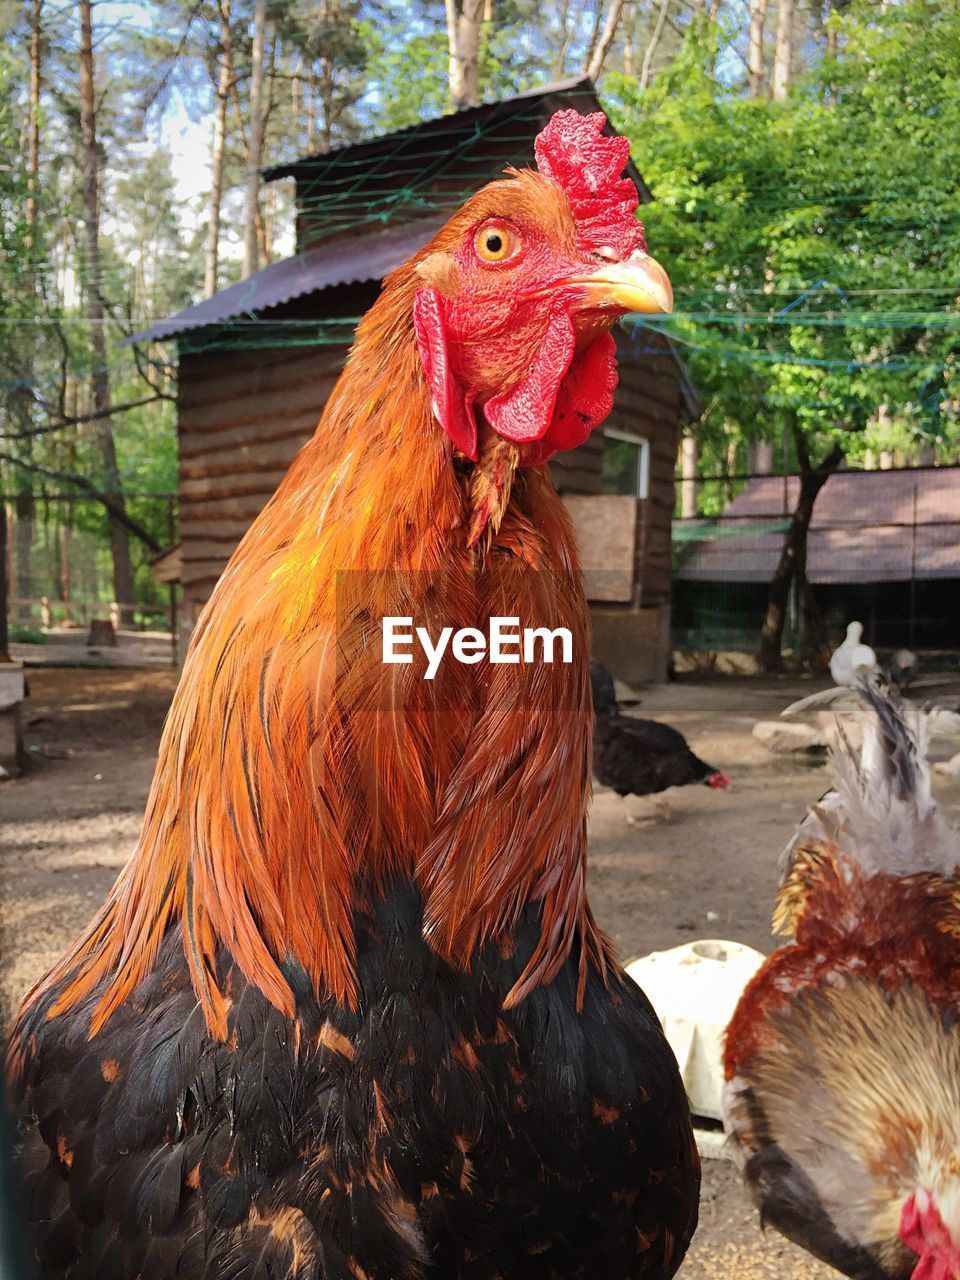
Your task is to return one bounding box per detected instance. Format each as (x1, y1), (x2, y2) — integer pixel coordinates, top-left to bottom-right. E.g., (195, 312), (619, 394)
(901, 1188), (960, 1280)
(410, 110), (672, 470)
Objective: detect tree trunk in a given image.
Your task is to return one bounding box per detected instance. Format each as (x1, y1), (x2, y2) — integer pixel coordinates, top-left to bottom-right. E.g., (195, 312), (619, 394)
(771, 0), (796, 101)
(823, 0), (837, 98)
(79, 0), (135, 624)
(204, 0), (231, 297)
(13, 491), (34, 619)
(242, 0), (267, 278)
(307, 70), (317, 150)
(797, 564), (828, 664)
(259, 183), (273, 263)
(26, 0), (41, 244)
(640, 0), (671, 90)
(582, 0), (607, 74)
(316, 0), (339, 154)
(679, 432), (698, 518)
(0, 502), (8, 660)
(60, 501), (72, 611)
(748, 0), (767, 95)
(446, 0), (485, 111)
(553, 0), (574, 77)
(586, 0), (627, 80)
(623, 1), (635, 75)
(225, 36), (264, 258)
(757, 441), (843, 671)
(11, 0), (44, 625)
(724, 435), (738, 502)
(748, 439), (774, 473)
(318, 57), (334, 153)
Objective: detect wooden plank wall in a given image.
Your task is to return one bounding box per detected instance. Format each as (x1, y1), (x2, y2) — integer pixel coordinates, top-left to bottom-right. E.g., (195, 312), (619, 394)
(608, 337), (682, 607)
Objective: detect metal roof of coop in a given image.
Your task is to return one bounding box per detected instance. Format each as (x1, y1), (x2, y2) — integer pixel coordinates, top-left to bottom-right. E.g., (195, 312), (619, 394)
(675, 469), (960, 584)
(127, 219), (443, 344)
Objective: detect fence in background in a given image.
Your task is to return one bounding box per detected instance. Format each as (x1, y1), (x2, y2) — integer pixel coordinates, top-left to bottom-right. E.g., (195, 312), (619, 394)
(671, 465), (960, 654)
(3, 493), (176, 641)
(4, 471), (959, 662)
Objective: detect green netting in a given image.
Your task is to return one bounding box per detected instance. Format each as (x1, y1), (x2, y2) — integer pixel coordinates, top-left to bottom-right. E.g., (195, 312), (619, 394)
(672, 518), (792, 541)
(177, 319), (363, 355)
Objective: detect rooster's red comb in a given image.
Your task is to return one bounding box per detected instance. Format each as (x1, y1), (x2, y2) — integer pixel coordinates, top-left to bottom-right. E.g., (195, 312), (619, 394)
(534, 109), (646, 260)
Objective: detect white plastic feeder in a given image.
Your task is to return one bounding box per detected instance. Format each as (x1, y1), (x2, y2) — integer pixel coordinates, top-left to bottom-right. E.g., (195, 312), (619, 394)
(626, 939), (765, 1121)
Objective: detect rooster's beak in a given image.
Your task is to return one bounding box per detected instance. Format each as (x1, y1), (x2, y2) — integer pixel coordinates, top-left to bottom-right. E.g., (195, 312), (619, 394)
(572, 251), (674, 316)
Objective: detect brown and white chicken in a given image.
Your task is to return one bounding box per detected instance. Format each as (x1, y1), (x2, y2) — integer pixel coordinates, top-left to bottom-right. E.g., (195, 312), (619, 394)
(724, 679), (960, 1280)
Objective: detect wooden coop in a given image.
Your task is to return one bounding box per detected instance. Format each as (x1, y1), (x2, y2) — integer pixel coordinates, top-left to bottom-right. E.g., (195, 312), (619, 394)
(131, 78), (700, 683)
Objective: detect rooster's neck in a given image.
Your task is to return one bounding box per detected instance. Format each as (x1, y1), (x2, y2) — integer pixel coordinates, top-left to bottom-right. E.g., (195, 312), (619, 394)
(34, 301), (607, 1041)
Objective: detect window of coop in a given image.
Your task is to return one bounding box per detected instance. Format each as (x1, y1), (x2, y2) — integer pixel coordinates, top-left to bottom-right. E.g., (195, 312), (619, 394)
(602, 430), (650, 499)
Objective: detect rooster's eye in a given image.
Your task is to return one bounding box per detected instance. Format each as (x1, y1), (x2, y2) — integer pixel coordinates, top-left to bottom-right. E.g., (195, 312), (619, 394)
(475, 222), (519, 263)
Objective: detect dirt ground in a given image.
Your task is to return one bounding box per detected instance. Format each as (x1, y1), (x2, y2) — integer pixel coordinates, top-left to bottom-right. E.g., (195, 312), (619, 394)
(3, 665), (960, 1278)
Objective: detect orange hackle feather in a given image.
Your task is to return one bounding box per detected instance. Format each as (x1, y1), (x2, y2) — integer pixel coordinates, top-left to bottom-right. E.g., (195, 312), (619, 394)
(13, 178), (614, 1052)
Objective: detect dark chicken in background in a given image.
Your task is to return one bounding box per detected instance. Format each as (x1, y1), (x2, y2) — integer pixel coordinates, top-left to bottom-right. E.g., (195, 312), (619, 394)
(590, 662), (730, 818)
(889, 648), (919, 691)
(6, 112), (699, 1279)
(723, 679), (960, 1280)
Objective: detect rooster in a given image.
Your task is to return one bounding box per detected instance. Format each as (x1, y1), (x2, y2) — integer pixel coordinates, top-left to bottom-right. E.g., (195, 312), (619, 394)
(889, 649), (919, 691)
(723, 679), (960, 1280)
(590, 663), (729, 821)
(7, 111), (700, 1279)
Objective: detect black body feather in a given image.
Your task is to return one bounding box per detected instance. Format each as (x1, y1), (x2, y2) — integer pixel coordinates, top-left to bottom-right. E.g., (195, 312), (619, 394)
(10, 880), (699, 1279)
(590, 664), (725, 798)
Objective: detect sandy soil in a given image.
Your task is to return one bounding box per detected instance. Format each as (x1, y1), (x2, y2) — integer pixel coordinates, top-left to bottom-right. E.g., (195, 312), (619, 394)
(3, 665), (960, 1278)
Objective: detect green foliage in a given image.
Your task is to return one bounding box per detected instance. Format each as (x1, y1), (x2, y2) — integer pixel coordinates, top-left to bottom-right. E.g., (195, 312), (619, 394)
(0, 1), (196, 622)
(358, 12), (449, 133)
(357, 0), (547, 134)
(607, 0), (960, 492)
(9, 622), (45, 644)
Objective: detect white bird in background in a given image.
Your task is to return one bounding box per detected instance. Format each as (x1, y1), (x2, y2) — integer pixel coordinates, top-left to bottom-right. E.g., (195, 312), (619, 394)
(829, 620), (878, 687)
